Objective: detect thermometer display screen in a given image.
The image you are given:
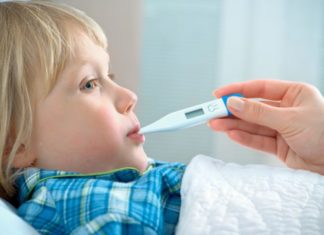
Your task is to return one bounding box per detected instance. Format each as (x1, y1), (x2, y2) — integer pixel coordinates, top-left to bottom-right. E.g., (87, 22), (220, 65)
(185, 108), (204, 119)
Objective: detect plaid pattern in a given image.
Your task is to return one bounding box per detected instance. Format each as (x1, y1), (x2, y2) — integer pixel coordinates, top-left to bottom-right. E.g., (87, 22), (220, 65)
(16, 159), (185, 235)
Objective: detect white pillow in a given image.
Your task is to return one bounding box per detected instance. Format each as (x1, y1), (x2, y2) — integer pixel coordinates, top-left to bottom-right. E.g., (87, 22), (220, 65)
(177, 155), (324, 235)
(0, 198), (39, 235)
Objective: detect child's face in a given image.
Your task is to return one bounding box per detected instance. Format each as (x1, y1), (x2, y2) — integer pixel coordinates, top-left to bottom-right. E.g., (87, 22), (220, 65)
(25, 33), (148, 173)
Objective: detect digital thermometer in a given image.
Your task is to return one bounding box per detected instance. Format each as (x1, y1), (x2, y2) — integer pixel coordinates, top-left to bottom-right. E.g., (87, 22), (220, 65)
(139, 94), (243, 134)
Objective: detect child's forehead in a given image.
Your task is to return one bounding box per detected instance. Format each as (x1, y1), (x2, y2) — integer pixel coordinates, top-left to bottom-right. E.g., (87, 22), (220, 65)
(62, 36), (110, 76)
(71, 32), (109, 59)
(71, 48), (110, 74)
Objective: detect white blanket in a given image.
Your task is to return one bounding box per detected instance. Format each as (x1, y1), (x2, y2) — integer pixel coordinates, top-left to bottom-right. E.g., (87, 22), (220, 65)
(176, 155), (324, 235)
(0, 199), (39, 235)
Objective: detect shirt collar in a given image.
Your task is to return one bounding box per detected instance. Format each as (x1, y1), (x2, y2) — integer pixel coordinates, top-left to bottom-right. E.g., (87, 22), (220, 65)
(16, 158), (155, 203)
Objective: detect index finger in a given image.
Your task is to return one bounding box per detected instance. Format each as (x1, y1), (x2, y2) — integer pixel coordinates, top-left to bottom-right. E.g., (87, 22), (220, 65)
(214, 79), (294, 100)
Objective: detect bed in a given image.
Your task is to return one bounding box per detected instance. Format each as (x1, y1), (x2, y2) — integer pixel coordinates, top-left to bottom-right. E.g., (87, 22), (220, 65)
(176, 155), (324, 235)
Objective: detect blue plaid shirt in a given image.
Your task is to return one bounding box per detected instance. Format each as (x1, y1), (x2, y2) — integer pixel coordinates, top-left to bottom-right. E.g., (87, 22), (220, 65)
(16, 159), (185, 235)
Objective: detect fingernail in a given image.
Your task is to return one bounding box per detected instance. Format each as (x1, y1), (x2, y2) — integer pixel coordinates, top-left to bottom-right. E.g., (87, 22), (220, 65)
(228, 97), (244, 112)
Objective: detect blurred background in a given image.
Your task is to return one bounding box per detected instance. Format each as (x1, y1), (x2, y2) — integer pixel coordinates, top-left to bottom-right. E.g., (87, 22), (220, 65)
(59, 0), (324, 165)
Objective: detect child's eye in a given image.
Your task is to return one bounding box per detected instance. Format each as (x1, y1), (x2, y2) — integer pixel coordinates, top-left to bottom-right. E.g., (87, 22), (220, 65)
(81, 79), (100, 91)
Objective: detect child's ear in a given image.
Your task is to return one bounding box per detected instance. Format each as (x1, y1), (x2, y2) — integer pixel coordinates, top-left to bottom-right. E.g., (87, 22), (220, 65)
(11, 145), (35, 168)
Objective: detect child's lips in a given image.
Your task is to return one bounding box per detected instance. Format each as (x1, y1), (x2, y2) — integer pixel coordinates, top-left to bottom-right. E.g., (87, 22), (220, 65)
(127, 125), (145, 143)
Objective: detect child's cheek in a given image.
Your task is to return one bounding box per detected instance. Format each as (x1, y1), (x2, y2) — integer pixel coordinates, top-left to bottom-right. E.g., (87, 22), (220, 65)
(95, 105), (117, 127)
(91, 106), (122, 140)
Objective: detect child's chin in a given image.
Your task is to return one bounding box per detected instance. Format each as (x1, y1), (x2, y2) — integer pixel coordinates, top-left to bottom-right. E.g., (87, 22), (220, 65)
(133, 151), (149, 172)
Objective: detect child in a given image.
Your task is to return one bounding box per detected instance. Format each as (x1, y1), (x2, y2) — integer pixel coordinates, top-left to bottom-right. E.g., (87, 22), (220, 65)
(0, 1), (185, 234)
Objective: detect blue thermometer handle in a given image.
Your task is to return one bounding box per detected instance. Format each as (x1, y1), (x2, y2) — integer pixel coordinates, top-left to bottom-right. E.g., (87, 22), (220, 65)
(139, 94), (243, 134)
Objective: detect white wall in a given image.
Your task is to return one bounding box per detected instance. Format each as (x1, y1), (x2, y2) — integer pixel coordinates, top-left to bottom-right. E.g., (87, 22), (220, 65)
(213, 0), (324, 165)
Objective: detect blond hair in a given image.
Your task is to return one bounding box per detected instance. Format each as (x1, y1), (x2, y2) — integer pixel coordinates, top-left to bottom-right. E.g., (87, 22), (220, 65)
(0, 0), (107, 199)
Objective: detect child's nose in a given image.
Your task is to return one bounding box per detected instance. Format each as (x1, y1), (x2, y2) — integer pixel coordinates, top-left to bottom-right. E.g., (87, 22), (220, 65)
(115, 85), (138, 114)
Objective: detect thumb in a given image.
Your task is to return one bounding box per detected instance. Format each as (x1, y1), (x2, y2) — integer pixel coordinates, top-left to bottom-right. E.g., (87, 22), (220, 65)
(227, 97), (284, 131)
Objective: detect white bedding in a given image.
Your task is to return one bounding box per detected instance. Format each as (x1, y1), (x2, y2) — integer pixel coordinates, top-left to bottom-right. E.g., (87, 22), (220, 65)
(176, 155), (324, 235)
(0, 199), (39, 235)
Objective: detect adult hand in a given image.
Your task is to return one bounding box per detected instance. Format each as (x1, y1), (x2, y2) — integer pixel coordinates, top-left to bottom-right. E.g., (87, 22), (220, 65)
(209, 80), (324, 175)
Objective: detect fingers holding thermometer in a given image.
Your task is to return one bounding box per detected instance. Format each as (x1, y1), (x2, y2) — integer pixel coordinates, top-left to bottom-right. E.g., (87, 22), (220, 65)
(209, 80), (324, 175)
(209, 80), (291, 155)
(210, 79), (317, 134)
(209, 96), (281, 155)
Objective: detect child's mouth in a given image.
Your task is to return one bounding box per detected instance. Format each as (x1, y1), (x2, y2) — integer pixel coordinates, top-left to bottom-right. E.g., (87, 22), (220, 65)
(127, 125), (145, 143)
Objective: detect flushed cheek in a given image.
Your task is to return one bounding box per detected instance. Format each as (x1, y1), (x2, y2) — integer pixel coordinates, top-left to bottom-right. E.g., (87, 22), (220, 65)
(33, 104), (122, 167)
(34, 115), (124, 172)
(89, 106), (121, 138)
(64, 111), (124, 171)
(75, 106), (123, 147)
